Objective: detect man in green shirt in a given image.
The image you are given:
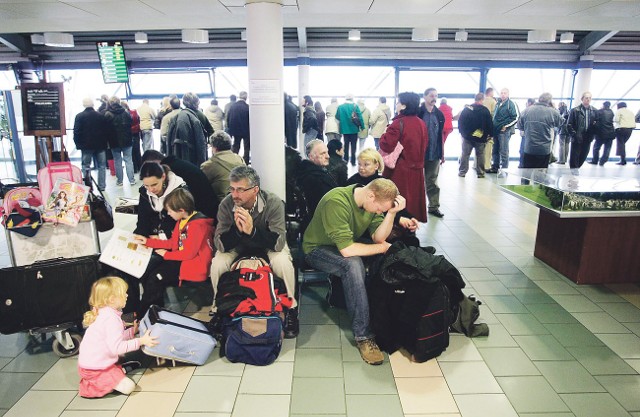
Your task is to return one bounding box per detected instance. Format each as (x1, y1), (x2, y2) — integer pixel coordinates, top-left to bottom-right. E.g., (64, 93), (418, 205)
(303, 178), (405, 365)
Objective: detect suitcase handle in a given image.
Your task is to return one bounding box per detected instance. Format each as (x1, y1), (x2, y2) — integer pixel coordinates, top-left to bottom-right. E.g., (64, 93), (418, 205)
(147, 305), (212, 336)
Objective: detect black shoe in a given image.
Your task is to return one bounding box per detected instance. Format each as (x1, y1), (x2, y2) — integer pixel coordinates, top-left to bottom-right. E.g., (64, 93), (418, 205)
(588, 161), (598, 165)
(207, 312), (224, 339)
(485, 168), (499, 174)
(429, 209), (444, 218)
(616, 161), (627, 165)
(284, 308), (299, 339)
(121, 360), (142, 374)
(421, 246), (436, 254)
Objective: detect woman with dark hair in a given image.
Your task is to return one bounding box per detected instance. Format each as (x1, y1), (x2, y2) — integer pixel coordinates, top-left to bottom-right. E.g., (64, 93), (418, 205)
(134, 161), (187, 240)
(314, 101), (325, 140)
(326, 139), (348, 186)
(379, 92), (428, 222)
(302, 95), (319, 150)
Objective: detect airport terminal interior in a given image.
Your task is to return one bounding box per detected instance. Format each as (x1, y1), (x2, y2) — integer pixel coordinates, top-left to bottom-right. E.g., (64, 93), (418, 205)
(1, 1), (640, 416)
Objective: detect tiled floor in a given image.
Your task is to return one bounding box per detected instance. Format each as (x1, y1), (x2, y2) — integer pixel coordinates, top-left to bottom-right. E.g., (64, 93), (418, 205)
(1, 161), (639, 417)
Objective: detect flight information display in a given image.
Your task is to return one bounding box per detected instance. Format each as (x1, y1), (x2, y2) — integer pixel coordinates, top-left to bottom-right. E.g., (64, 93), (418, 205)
(96, 41), (129, 84)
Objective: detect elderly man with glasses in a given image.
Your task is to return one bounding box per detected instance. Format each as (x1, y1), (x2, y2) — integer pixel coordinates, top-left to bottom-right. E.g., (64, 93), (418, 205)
(209, 165), (299, 338)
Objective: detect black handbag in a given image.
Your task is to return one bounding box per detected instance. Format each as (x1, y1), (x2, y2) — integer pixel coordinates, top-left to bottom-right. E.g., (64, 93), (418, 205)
(351, 106), (362, 129)
(88, 178), (114, 232)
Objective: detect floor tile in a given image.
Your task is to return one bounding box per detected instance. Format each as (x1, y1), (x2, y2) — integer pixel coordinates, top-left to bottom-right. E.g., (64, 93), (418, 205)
(438, 334), (483, 361)
(560, 393), (632, 417)
(551, 295), (603, 313)
(135, 365), (195, 392)
(298, 303), (340, 325)
(510, 287), (557, 304)
(239, 362), (293, 394)
(395, 377), (458, 414)
(514, 335), (574, 361)
(566, 345), (637, 375)
(3, 390), (76, 417)
(572, 312), (632, 334)
(31, 357), (78, 390)
(497, 376), (570, 413)
(596, 333), (640, 359)
(496, 313), (549, 335)
(533, 361), (605, 393)
(276, 338), (296, 362)
(535, 280), (581, 295)
(481, 295), (529, 314)
(544, 323), (606, 347)
(439, 361), (502, 394)
(176, 376), (240, 413)
(1, 350), (59, 373)
(526, 303), (579, 324)
(577, 286), (627, 303)
(290, 377), (345, 414)
(0, 358), (11, 370)
(293, 348), (342, 377)
(485, 263), (523, 275)
(343, 361), (396, 395)
(345, 394), (403, 417)
(117, 392), (182, 417)
(495, 273), (539, 289)
(453, 393), (518, 417)
(0, 333), (31, 357)
(478, 347), (540, 376)
(0, 372), (44, 409)
(66, 393), (128, 410)
(296, 324), (341, 348)
(174, 414), (229, 417)
(519, 266), (563, 281)
(598, 302), (640, 323)
(594, 375), (640, 411)
(623, 322), (640, 336)
(193, 349), (245, 376)
(458, 268), (497, 282)
(469, 280), (512, 296)
(389, 350), (442, 377)
(60, 411), (118, 417)
(231, 394), (290, 417)
(472, 324), (519, 348)
(627, 360), (640, 374)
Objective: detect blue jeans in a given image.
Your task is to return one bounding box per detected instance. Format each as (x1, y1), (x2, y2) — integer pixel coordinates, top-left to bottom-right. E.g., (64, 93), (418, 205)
(141, 130), (154, 151)
(111, 146), (135, 184)
(305, 246), (373, 341)
(304, 129), (318, 151)
(81, 150), (106, 190)
(492, 129), (513, 170)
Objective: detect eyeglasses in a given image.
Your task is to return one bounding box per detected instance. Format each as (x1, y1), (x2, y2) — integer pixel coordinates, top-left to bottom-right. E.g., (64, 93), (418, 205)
(227, 185), (257, 194)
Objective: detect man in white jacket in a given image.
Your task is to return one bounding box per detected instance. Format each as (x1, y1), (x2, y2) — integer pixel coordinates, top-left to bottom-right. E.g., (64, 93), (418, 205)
(369, 97), (392, 150)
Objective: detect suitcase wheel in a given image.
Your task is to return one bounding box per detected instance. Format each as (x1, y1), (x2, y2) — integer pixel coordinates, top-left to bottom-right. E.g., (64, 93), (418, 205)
(52, 332), (82, 358)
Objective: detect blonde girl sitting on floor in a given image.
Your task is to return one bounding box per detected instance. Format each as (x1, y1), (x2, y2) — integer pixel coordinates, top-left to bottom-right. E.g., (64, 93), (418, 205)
(77, 277), (157, 398)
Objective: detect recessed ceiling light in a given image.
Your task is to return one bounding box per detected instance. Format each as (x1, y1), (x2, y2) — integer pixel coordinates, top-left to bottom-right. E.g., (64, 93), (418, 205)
(135, 32), (148, 44)
(348, 29), (360, 41)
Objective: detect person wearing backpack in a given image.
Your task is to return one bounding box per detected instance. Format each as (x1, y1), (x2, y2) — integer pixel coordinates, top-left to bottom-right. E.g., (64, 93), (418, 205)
(335, 94), (365, 166)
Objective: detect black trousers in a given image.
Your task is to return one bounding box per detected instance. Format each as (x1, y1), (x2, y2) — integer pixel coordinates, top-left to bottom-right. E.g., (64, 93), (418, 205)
(342, 133), (358, 165)
(521, 153), (550, 169)
(569, 134), (594, 168)
(232, 135), (251, 165)
(138, 259), (181, 317)
(616, 128), (633, 163)
(592, 137), (613, 164)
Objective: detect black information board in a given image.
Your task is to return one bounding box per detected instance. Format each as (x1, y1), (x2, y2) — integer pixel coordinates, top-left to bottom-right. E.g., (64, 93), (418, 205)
(21, 82), (66, 136)
(97, 41), (129, 84)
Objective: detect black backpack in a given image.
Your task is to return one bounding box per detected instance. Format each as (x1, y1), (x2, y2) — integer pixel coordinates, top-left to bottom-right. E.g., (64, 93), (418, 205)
(413, 281), (452, 362)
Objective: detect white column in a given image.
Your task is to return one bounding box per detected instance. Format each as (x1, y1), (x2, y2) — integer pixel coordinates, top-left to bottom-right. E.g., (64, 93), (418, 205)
(297, 54), (310, 154)
(246, 0), (285, 200)
(573, 55), (594, 105)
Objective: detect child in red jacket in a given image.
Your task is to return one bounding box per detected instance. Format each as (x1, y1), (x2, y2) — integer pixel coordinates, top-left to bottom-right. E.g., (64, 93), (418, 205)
(134, 188), (214, 316)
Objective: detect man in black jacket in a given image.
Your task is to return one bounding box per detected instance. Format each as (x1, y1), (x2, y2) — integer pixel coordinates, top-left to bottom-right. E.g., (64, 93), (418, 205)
(458, 93), (494, 178)
(418, 88), (446, 218)
(567, 91), (597, 168)
(297, 139), (337, 219)
(590, 101), (616, 165)
(227, 91), (251, 164)
(73, 98), (108, 190)
(284, 93), (299, 148)
(166, 92), (208, 166)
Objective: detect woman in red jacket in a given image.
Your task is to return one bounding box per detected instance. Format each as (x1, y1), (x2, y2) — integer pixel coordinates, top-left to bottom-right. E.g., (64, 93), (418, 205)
(379, 92), (429, 222)
(133, 188), (214, 317)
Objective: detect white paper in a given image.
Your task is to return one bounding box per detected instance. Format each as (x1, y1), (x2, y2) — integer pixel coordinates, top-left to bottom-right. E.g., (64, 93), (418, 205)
(99, 229), (153, 278)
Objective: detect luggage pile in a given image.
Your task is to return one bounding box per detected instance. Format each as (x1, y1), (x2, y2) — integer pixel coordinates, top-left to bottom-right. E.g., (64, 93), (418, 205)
(215, 257), (294, 366)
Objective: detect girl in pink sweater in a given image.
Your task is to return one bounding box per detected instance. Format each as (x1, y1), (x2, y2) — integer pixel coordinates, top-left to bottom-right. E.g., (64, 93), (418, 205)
(77, 277), (157, 398)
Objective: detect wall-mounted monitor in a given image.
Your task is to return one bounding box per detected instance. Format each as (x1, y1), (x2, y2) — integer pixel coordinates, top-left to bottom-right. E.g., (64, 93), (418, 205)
(96, 41), (129, 84)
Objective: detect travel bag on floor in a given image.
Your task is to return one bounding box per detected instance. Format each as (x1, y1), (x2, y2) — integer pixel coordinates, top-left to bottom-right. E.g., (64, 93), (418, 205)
(221, 314), (284, 366)
(139, 305), (216, 366)
(0, 255), (101, 334)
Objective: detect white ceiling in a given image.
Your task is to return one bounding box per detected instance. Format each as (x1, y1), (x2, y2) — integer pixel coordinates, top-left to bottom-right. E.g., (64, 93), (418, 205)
(0, 0), (638, 33)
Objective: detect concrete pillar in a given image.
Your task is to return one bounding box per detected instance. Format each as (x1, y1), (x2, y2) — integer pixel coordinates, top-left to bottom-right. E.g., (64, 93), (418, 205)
(573, 55), (594, 104)
(246, 0), (285, 200)
(297, 54), (310, 154)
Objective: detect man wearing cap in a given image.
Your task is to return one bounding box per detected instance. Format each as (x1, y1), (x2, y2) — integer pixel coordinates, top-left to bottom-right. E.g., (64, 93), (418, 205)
(73, 98), (109, 190)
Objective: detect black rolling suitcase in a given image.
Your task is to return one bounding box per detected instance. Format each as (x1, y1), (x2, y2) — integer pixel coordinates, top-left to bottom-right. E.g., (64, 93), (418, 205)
(0, 255), (101, 335)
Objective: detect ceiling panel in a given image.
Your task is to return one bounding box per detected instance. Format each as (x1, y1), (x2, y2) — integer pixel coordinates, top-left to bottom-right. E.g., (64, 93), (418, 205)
(0, 1), (96, 18)
(298, 0), (371, 14)
(437, 0), (532, 15)
(368, 0), (451, 14)
(507, 0), (610, 16)
(571, 0), (640, 17)
(71, 1), (165, 18)
(140, 0), (229, 16)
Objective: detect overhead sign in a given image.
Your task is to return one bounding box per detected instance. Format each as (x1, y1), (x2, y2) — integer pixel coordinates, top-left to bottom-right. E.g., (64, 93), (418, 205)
(96, 41), (129, 84)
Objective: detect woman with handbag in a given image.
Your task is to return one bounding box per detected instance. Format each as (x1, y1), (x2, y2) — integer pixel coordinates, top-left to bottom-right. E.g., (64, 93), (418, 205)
(379, 92), (428, 223)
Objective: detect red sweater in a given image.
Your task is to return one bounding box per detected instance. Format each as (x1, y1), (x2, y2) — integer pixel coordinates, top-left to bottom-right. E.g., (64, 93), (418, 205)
(146, 212), (214, 283)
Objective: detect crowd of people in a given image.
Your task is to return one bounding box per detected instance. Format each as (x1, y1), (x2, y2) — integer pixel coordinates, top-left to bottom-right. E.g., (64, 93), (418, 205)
(73, 88), (639, 398)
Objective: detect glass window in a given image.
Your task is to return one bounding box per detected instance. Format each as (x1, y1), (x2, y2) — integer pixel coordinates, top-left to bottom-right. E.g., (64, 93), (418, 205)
(486, 68), (574, 108)
(0, 71), (17, 90)
(399, 70), (480, 96)
(129, 71), (213, 96)
(590, 69), (640, 101)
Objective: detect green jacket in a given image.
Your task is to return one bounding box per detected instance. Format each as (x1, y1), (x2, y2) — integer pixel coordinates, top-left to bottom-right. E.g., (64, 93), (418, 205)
(335, 101), (364, 135)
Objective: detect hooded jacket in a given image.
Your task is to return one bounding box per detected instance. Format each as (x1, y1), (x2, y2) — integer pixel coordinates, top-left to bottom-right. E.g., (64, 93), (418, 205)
(146, 212), (214, 283)
(134, 171), (187, 238)
(297, 159), (337, 216)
